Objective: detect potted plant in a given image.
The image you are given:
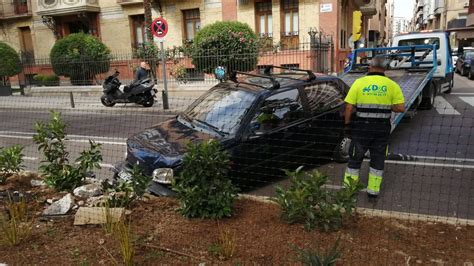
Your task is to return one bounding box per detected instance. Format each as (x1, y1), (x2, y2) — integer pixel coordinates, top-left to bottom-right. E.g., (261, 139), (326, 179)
(0, 42), (22, 96)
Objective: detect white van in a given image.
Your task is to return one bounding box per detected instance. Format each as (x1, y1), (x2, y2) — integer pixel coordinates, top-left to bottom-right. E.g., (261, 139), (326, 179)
(392, 31), (454, 94)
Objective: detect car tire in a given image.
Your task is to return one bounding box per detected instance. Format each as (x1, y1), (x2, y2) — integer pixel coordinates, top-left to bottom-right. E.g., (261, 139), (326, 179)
(333, 137), (351, 163)
(101, 95), (116, 107)
(420, 82), (436, 110)
(461, 68), (467, 76)
(469, 71), (474, 80)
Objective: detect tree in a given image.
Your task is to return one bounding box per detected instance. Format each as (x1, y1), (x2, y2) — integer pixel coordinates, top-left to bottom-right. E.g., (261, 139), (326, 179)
(0, 42), (21, 87)
(50, 33), (111, 85)
(191, 21), (259, 74)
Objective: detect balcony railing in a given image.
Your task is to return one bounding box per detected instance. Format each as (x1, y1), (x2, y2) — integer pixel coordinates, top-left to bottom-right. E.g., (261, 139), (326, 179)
(117, 0), (143, 5)
(0, 0), (32, 19)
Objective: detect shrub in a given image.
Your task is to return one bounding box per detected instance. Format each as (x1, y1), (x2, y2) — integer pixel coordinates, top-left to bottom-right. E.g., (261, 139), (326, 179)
(33, 111), (103, 191)
(50, 33), (110, 85)
(172, 140), (238, 219)
(0, 145), (25, 184)
(293, 238), (341, 266)
(0, 193), (33, 246)
(190, 21), (259, 74)
(0, 42), (21, 86)
(273, 167), (362, 231)
(33, 74), (60, 86)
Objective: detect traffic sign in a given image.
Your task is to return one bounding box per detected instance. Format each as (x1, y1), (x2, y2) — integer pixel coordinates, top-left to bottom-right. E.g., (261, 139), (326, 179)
(151, 17), (168, 38)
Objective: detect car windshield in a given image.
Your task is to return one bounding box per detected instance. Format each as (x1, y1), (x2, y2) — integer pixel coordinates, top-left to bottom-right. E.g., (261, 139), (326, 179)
(398, 37), (440, 48)
(183, 87), (256, 136)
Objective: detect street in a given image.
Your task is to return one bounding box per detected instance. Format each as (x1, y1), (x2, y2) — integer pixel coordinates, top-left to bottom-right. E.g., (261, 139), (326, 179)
(1, 74), (474, 220)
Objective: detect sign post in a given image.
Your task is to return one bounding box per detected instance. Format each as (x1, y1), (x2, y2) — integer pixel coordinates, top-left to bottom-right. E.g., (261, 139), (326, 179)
(152, 17), (169, 110)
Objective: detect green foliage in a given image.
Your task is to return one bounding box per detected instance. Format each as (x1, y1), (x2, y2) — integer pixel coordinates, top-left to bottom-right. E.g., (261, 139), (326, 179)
(50, 33), (110, 85)
(33, 74), (60, 86)
(172, 140), (238, 219)
(0, 145), (25, 183)
(190, 21), (259, 73)
(273, 167), (362, 231)
(102, 165), (152, 208)
(0, 42), (21, 86)
(293, 238), (341, 266)
(33, 111), (103, 191)
(134, 42), (160, 60)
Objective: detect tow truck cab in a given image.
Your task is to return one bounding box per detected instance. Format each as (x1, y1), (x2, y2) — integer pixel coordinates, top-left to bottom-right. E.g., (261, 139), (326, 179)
(392, 31), (454, 93)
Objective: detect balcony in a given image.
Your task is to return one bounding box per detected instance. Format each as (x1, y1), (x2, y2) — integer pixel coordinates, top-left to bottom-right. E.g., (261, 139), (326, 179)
(0, 0), (32, 19)
(117, 0), (143, 5)
(354, 0), (377, 17)
(37, 0), (100, 16)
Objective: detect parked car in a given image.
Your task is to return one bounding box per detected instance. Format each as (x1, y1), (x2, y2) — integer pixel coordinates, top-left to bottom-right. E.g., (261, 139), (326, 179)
(469, 59), (474, 80)
(112, 67), (350, 196)
(455, 49), (474, 77)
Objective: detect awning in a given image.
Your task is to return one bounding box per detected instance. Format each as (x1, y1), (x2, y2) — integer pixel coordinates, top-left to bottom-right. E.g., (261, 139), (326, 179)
(448, 27), (474, 40)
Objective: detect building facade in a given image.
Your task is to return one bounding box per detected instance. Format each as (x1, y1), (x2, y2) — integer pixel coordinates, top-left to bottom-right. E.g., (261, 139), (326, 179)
(1, 0), (383, 74)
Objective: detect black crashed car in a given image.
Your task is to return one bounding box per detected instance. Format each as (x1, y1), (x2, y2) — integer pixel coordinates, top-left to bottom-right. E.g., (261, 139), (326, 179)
(113, 67), (350, 195)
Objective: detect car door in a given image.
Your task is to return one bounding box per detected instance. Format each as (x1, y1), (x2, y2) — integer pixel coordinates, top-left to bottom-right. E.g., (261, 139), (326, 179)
(301, 80), (346, 159)
(236, 87), (311, 182)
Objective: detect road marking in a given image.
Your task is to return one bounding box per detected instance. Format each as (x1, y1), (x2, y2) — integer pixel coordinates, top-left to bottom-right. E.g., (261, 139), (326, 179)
(412, 155), (474, 163)
(385, 160), (474, 169)
(459, 96), (474, 107)
(451, 93), (474, 95)
(0, 134), (126, 146)
(24, 157), (38, 161)
(0, 131), (127, 141)
(434, 96), (461, 115)
(22, 156), (114, 169)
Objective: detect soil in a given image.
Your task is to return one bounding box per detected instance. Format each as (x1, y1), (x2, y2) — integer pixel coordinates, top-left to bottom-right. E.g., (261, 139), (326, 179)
(1, 176), (474, 265)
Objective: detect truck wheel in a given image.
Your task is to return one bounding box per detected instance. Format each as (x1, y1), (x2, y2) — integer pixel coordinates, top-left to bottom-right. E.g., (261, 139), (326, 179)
(333, 137), (351, 163)
(420, 83), (436, 110)
(445, 79), (453, 94)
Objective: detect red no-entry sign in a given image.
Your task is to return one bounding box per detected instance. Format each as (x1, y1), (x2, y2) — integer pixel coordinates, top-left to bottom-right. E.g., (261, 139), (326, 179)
(151, 17), (168, 38)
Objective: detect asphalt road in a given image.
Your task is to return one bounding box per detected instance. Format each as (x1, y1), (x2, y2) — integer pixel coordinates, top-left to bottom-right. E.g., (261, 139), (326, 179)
(1, 75), (474, 220)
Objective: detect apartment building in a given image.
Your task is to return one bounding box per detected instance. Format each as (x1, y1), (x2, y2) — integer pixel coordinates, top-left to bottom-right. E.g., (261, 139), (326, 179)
(0, 0), (381, 73)
(367, 0), (389, 47)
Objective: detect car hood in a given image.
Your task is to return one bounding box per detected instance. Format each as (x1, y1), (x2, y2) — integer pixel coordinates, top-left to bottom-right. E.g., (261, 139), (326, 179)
(126, 119), (214, 173)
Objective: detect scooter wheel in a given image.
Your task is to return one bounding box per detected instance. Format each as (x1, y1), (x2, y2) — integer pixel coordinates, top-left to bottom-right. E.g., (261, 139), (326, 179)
(101, 95), (116, 107)
(142, 97), (154, 107)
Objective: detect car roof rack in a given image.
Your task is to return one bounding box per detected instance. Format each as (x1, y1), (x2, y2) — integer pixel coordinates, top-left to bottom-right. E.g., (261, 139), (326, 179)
(263, 65), (316, 81)
(229, 71), (280, 90)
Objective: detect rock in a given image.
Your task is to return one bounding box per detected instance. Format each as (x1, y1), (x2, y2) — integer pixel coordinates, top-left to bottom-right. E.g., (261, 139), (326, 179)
(98, 239), (105, 245)
(86, 196), (106, 207)
(73, 184), (102, 198)
(31, 179), (46, 187)
(78, 200), (85, 206)
(84, 177), (100, 184)
(46, 199), (54, 204)
(43, 193), (74, 216)
(73, 207), (124, 225)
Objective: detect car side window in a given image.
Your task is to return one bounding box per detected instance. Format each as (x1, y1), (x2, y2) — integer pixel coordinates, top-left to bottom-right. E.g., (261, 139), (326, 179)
(304, 82), (344, 114)
(251, 89), (304, 132)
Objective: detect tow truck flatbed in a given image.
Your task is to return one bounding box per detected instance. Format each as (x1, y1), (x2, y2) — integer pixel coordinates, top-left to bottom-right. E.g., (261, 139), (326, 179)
(340, 45), (438, 132)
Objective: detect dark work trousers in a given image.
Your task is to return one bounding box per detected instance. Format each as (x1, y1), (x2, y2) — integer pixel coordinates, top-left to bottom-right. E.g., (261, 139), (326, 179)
(348, 118), (391, 171)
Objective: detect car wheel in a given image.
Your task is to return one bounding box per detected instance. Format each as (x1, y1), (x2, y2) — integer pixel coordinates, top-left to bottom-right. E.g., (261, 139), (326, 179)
(333, 137), (351, 163)
(469, 71), (474, 80)
(461, 68), (467, 76)
(420, 82), (436, 110)
(100, 95), (116, 107)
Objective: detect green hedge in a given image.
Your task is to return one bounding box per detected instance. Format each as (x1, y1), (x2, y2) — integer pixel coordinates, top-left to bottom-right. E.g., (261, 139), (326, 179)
(33, 74), (60, 86)
(191, 21), (259, 74)
(50, 33), (110, 86)
(0, 42), (21, 86)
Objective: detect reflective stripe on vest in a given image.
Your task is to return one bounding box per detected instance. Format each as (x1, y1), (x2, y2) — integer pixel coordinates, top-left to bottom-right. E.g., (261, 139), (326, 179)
(356, 104), (392, 119)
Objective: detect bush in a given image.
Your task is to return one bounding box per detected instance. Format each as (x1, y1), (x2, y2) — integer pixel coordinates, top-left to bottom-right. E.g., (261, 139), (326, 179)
(33, 111), (103, 191)
(172, 140), (238, 219)
(0, 145), (25, 184)
(273, 167), (362, 231)
(50, 33), (110, 85)
(293, 238), (341, 266)
(0, 42), (21, 86)
(190, 21), (259, 74)
(33, 74), (60, 86)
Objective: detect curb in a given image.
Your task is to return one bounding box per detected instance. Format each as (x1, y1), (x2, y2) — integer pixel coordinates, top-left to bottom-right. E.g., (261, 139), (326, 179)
(239, 194), (474, 226)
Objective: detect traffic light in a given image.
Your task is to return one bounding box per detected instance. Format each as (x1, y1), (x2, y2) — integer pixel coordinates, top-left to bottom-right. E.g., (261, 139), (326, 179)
(352, 11), (362, 42)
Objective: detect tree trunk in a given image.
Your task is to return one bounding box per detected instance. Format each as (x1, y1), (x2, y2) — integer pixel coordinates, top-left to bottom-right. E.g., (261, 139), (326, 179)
(144, 0), (153, 44)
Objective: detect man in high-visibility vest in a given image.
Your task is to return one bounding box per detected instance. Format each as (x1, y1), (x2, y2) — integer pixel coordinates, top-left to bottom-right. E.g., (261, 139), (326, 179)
(343, 55), (406, 198)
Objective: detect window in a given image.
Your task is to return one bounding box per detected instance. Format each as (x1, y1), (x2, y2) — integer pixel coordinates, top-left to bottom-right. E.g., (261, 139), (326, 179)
(340, 29), (347, 49)
(130, 15), (145, 49)
(256, 1), (273, 38)
(183, 9), (201, 41)
(252, 89), (304, 132)
(304, 82), (344, 114)
(280, 0), (299, 49)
